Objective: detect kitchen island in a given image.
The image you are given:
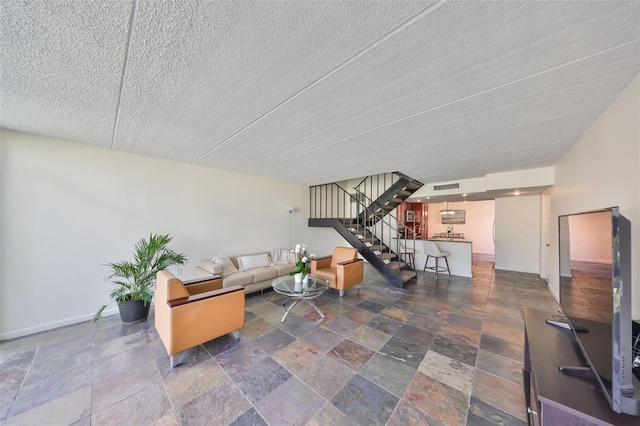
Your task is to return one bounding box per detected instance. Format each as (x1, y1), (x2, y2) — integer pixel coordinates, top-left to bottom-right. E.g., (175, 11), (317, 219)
(397, 238), (473, 278)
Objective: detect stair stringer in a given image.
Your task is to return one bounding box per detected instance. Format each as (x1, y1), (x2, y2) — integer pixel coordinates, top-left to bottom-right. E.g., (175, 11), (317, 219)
(308, 218), (405, 288)
(356, 176), (423, 225)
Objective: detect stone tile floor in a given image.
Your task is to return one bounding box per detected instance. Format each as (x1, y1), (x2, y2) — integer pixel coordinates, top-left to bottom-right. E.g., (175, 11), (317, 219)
(0, 258), (559, 425)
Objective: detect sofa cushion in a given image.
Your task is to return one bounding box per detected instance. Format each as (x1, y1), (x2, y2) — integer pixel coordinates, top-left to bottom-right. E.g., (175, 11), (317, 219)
(246, 266), (277, 282)
(272, 263), (295, 277)
(313, 268), (337, 287)
(237, 254), (271, 271)
(223, 271), (254, 287)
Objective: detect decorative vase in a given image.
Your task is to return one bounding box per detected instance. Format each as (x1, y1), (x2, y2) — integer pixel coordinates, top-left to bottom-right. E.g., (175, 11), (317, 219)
(302, 274), (309, 290)
(294, 273), (302, 292)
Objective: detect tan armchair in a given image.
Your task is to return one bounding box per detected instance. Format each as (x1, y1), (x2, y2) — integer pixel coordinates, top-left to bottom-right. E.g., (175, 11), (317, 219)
(155, 271), (245, 368)
(311, 246), (363, 297)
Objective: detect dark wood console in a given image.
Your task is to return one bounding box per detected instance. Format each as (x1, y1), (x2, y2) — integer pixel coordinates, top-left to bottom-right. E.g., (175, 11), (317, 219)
(523, 307), (638, 425)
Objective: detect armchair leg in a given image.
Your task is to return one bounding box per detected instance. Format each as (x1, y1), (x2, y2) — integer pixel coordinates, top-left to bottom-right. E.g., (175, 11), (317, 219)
(232, 330), (240, 340)
(170, 354), (180, 369)
(339, 290), (344, 297)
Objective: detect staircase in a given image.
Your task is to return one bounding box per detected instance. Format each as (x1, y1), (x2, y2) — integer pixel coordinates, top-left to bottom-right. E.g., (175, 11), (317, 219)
(309, 172), (423, 289)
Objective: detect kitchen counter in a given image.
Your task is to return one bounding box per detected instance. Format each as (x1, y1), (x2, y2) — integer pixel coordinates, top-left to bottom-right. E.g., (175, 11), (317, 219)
(397, 238), (473, 278)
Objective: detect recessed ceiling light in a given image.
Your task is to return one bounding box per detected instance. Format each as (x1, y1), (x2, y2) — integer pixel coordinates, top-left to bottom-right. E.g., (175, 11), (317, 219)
(462, 193), (467, 197)
(515, 191), (520, 196)
(427, 196), (430, 200)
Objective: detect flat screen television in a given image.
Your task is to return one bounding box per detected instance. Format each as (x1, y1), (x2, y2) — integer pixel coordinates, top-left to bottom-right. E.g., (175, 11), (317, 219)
(557, 207), (640, 415)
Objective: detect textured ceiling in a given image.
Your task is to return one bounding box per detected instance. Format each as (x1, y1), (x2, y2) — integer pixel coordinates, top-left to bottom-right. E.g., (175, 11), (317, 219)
(2, 0), (639, 186)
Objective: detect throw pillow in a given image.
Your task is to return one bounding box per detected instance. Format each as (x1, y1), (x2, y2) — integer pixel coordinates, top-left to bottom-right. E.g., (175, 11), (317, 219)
(211, 255), (238, 277)
(236, 253), (271, 271)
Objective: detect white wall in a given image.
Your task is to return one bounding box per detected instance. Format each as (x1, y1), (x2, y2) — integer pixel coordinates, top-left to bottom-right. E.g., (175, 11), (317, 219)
(549, 73), (640, 317)
(427, 200), (495, 255)
(0, 129), (345, 339)
(494, 195), (541, 274)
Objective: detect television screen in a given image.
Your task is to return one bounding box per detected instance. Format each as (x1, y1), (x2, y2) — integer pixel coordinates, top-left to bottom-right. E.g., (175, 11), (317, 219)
(558, 207), (639, 415)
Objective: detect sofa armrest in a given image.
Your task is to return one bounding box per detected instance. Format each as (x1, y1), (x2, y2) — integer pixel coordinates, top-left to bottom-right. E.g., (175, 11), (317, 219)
(183, 277), (223, 295)
(182, 276), (221, 285)
(337, 258), (364, 285)
(313, 255), (333, 261)
(337, 258), (364, 274)
(311, 256), (332, 271)
(167, 285), (244, 307)
(197, 260), (223, 275)
(337, 259), (362, 266)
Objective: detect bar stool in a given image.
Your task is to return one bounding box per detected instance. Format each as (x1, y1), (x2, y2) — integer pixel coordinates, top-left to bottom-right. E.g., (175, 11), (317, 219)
(399, 239), (415, 268)
(422, 241), (451, 278)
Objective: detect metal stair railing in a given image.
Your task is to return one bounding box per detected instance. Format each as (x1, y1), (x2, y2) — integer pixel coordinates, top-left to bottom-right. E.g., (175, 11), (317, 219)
(354, 173), (402, 206)
(354, 173), (402, 225)
(352, 187), (416, 270)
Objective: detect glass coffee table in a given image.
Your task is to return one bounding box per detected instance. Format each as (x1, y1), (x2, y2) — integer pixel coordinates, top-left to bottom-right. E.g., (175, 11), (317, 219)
(271, 275), (329, 322)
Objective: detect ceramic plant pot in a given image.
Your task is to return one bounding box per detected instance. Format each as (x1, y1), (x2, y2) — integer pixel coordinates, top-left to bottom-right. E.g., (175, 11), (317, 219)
(118, 299), (150, 324)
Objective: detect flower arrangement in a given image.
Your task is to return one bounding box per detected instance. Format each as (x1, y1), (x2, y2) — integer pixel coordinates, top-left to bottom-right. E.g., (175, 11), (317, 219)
(290, 244), (315, 279)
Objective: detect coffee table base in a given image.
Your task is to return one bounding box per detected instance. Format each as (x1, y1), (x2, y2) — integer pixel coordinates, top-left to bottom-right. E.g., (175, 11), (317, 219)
(281, 298), (325, 322)
(272, 275), (329, 323)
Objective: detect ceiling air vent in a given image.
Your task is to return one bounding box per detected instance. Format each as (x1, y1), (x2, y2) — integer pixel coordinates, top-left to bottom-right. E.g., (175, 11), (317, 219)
(433, 183), (460, 191)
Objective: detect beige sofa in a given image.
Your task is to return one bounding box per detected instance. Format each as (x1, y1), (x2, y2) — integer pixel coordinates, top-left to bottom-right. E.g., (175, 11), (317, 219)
(197, 251), (296, 294)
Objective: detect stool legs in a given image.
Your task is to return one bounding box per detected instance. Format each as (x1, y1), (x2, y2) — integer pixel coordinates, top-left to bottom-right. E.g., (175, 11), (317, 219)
(423, 255), (451, 278)
(423, 255), (431, 272)
(402, 252), (415, 268)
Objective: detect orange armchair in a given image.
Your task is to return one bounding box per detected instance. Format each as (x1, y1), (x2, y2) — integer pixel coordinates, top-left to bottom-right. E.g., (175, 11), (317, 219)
(311, 246), (363, 297)
(155, 271), (245, 368)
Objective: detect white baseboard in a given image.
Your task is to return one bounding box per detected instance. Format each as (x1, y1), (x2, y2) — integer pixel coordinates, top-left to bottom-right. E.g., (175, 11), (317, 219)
(1, 307), (120, 341)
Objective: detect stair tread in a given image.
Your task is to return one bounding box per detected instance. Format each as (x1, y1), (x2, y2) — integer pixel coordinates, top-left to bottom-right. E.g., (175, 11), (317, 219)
(360, 237), (379, 243)
(377, 253), (396, 260)
(387, 261), (407, 271)
(400, 270), (417, 282)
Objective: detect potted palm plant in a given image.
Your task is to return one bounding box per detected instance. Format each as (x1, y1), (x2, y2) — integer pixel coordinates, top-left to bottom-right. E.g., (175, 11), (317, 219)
(93, 233), (186, 324)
